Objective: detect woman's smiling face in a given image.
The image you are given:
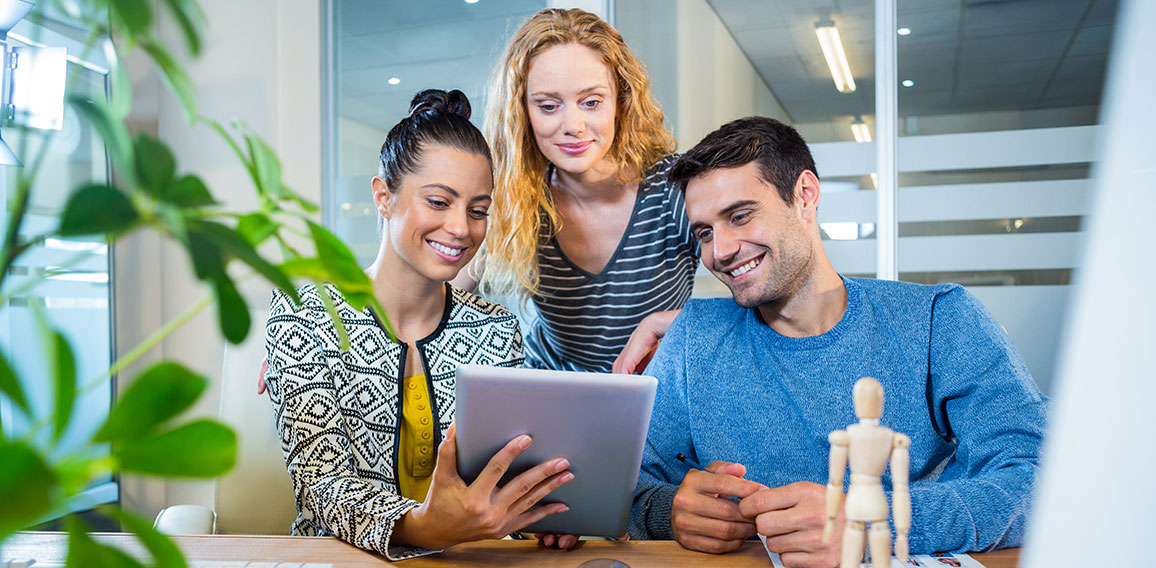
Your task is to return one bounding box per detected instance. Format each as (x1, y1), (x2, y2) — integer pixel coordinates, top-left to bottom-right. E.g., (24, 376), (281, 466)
(377, 143), (493, 284)
(525, 42), (618, 178)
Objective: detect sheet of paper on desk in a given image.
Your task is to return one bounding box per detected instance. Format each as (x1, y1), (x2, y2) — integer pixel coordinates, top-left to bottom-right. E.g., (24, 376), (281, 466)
(758, 535), (986, 567)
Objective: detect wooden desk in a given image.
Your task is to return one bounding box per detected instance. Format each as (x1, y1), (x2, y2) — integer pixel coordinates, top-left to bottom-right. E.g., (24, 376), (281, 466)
(3, 532), (1020, 568)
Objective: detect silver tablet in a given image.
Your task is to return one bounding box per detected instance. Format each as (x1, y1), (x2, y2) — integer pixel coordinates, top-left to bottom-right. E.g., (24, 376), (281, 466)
(454, 364), (658, 537)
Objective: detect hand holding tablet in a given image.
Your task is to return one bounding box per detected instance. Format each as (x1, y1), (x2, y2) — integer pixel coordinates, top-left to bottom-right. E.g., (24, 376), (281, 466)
(454, 365), (658, 538)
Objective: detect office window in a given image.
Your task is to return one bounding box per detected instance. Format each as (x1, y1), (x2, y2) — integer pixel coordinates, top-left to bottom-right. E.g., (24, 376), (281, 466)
(0, 38), (116, 510)
(325, 0), (548, 266)
(617, 0), (1117, 393)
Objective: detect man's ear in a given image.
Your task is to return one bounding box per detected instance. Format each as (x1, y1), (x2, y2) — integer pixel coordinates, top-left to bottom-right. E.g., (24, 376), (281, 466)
(795, 170), (821, 221)
(372, 176), (392, 219)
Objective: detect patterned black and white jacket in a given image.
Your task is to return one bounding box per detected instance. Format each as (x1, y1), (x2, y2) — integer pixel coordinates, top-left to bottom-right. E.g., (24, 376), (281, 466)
(264, 282), (524, 561)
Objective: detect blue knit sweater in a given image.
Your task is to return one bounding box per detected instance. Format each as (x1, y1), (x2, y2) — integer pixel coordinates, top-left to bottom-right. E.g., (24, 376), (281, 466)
(630, 276), (1048, 553)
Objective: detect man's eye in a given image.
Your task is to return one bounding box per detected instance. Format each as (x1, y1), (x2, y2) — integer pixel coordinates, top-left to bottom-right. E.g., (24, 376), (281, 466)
(695, 229), (713, 242)
(732, 212), (750, 224)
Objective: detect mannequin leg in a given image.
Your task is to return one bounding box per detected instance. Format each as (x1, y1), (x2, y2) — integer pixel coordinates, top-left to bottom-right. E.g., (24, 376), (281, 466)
(867, 521), (891, 568)
(841, 520), (867, 568)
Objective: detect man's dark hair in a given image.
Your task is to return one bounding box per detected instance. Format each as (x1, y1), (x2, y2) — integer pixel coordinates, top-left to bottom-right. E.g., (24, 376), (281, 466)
(669, 116), (818, 204)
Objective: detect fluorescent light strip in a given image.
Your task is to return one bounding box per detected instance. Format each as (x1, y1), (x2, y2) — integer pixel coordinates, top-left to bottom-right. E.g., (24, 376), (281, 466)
(851, 120), (872, 143)
(815, 23), (856, 93)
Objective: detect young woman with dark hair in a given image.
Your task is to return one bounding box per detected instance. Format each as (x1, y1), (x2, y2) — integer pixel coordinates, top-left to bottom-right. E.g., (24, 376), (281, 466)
(263, 89), (573, 560)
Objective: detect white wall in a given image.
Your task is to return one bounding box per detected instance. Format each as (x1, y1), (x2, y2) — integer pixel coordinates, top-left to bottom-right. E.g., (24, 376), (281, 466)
(115, 0), (322, 521)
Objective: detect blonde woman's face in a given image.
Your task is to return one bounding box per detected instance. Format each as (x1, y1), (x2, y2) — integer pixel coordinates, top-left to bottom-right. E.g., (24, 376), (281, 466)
(525, 43), (617, 178)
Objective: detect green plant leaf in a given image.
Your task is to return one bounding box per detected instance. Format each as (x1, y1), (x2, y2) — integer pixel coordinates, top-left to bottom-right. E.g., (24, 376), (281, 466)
(0, 349), (29, 415)
(58, 184), (139, 237)
(244, 130), (290, 201)
(279, 257), (328, 281)
(67, 518), (146, 568)
(108, 0), (153, 38)
(141, 39), (196, 123)
(71, 97), (135, 185)
(111, 509), (189, 568)
(306, 220), (369, 290)
(203, 119), (255, 181)
(52, 331), (77, 441)
(236, 213), (277, 246)
(103, 39), (133, 119)
(213, 275), (250, 344)
(186, 229), (225, 281)
(94, 362), (207, 442)
(190, 220), (296, 301)
(159, 0), (205, 56)
(134, 134), (176, 197)
(114, 419), (237, 477)
(166, 175), (217, 207)
(0, 442), (56, 540)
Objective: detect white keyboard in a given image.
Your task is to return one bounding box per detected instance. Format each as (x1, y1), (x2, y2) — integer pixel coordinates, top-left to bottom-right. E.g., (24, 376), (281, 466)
(3, 561), (333, 568)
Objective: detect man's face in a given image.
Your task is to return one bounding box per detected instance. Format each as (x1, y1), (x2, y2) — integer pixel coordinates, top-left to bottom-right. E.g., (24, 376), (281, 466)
(685, 161), (813, 308)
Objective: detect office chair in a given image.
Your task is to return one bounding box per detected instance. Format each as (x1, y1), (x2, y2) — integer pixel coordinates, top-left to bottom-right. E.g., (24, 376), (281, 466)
(154, 287), (297, 535)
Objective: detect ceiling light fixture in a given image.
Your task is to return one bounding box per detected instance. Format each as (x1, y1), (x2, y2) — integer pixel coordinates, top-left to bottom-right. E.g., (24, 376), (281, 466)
(465, 0), (479, 3)
(814, 19), (856, 94)
(902, 79), (914, 87)
(388, 77), (400, 85)
(851, 116), (872, 143)
(897, 27), (911, 36)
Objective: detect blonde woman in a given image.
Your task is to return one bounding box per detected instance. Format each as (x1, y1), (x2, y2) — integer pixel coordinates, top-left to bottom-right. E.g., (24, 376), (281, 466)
(456, 8), (697, 376)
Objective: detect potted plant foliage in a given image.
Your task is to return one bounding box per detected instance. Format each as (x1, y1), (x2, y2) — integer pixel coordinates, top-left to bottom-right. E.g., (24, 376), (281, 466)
(0, 0), (389, 564)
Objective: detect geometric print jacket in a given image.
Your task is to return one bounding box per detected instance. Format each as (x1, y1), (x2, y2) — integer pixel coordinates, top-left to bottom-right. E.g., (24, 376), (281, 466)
(264, 282), (524, 560)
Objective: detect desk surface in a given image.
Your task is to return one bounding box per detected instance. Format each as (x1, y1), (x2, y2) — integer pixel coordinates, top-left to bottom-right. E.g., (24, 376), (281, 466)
(3, 532), (1021, 568)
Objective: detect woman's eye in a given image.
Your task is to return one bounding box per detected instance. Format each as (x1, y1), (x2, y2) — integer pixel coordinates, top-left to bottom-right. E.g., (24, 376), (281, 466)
(427, 198), (449, 208)
(582, 99), (601, 109)
(470, 209), (489, 219)
(539, 103), (558, 113)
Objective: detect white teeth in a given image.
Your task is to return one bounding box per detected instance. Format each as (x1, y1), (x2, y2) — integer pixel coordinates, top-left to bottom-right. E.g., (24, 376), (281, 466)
(728, 258), (760, 278)
(428, 241), (463, 257)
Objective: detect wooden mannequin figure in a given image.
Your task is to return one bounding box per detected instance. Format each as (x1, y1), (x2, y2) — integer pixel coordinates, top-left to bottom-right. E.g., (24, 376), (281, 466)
(823, 377), (911, 568)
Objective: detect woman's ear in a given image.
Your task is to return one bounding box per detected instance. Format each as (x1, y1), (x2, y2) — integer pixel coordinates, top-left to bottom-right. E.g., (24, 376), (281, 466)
(372, 176), (392, 219)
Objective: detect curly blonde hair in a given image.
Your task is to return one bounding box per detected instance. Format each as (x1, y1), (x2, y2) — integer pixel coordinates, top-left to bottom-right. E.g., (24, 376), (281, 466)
(480, 8), (676, 297)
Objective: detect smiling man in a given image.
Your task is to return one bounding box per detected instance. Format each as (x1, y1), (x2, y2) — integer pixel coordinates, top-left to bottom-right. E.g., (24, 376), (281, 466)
(628, 117), (1048, 567)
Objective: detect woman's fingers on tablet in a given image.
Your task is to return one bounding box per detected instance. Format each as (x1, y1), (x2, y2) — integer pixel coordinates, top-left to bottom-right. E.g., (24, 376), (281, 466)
(434, 423), (464, 486)
(508, 501), (569, 535)
(502, 464), (573, 514)
(474, 433), (533, 490)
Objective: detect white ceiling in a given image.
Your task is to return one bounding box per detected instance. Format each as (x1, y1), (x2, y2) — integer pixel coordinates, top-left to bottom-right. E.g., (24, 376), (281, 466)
(334, 0), (1117, 136)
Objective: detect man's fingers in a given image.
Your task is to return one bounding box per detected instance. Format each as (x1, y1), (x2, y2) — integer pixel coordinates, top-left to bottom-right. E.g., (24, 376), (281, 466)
(705, 461), (746, 477)
(677, 532), (749, 555)
(471, 433), (531, 491)
(738, 484), (808, 518)
(762, 528), (827, 554)
(675, 490), (750, 523)
(686, 468), (765, 500)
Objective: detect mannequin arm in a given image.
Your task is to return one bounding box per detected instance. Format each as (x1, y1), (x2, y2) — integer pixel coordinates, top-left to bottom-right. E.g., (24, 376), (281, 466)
(823, 430), (849, 542)
(891, 433), (912, 563)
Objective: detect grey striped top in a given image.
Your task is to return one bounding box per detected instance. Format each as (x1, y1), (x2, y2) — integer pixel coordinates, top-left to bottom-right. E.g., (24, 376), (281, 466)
(525, 155), (699, 372)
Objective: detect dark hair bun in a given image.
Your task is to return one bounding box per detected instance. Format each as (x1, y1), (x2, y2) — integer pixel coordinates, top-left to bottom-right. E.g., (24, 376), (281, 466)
(408, 89), (472, 120)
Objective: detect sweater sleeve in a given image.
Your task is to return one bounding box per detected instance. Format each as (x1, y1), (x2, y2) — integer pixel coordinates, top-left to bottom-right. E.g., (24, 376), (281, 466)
(903, 286), (1048, 553)
(264, 287), (436, 561)
(629, 304), (697, 540)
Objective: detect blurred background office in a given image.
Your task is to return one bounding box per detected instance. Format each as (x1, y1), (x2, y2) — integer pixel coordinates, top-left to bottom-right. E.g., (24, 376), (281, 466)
(0, 0), (1125, 532)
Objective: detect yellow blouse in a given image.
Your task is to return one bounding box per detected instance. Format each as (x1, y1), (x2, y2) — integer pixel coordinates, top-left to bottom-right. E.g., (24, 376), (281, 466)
(398, 372), (436, 502)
